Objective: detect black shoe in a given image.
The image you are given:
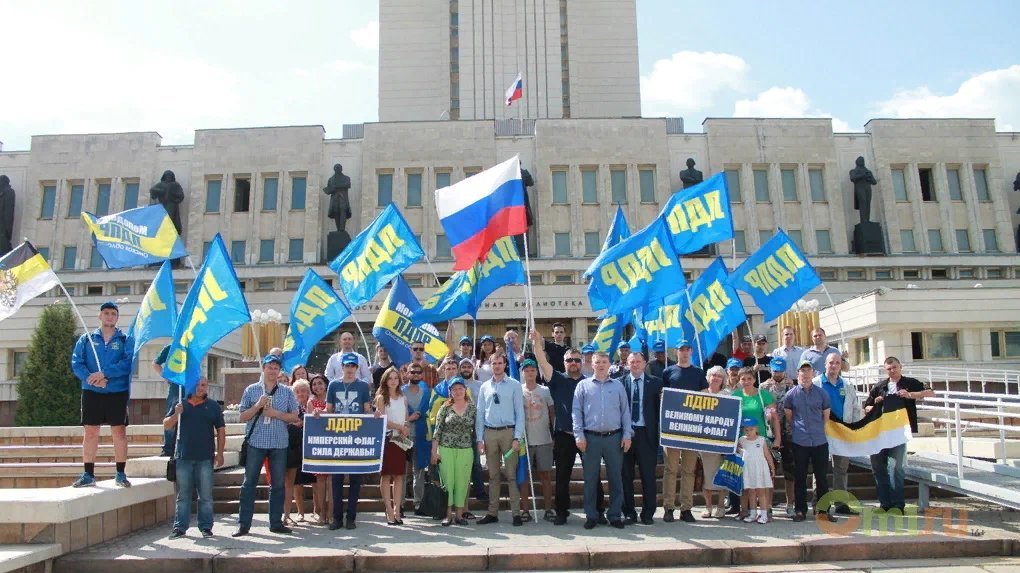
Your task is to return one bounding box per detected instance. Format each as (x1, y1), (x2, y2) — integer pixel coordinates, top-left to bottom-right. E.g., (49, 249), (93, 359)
(200, 529), (213, 538)
(816, 511), (838, 523)
(610, 520), (625, 529)
(400, 509), (405, 519)
(624, 515), (638, 525)
(414, 508), (429, 517)
(328, 521), (342, 530)
(554, 515), (568, 526)
(475, 491), (490, 501)
(641, 516), (654, 525)
(512, 515), (523, 526)
(477, 514), (499, 525)
(269, 525), (293, 534)
(583, 519), (597, 530)
(792, 512), (805, 522)
(663, 509), (675, 523)
(679, 510), (696, 523)
(231, 527), (249, 538)
(345, 520), (356, 530)
(597, 514), (608, 525)
(834, 503), (860, 516)
(725, 507), (740, 515)
(168, 529), (185, 540)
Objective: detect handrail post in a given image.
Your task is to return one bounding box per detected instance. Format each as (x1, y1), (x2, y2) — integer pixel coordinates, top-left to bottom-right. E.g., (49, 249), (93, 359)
(955, 402), (964, 480)
(998, 397), (1007, 465)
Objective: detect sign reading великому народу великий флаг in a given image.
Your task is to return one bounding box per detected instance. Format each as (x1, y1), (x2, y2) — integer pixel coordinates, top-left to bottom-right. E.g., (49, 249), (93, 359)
(302, 414), (386, 474)
(659, 388), (741, 454)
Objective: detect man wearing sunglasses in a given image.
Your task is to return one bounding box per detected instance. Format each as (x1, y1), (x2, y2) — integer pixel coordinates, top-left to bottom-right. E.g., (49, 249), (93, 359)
(408, 342), (439, 389)
(475, 353), (526, 526)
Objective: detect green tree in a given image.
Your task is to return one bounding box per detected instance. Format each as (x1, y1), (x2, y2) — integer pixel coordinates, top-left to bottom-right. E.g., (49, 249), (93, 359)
(15, 303), (81, 426)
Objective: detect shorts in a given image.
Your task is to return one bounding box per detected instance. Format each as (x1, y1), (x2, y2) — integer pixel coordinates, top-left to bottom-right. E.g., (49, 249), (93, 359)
(528, 443), (553, 472)
(81, 390), (129, 427)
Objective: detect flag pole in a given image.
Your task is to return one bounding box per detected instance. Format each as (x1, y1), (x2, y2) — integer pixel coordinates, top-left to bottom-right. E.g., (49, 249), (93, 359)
(328, 282), (373, 371)
(820, 284), (848, 349)
(472, 317), (478, 361)
(421, 253), (443, 288)
(520, 232), (537, 338)
(56, 281), (102, 366)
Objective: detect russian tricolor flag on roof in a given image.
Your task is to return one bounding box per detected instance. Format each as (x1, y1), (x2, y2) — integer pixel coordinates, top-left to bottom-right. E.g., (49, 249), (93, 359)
(435, 156), (527, 271)
(505, 72), (523, 106)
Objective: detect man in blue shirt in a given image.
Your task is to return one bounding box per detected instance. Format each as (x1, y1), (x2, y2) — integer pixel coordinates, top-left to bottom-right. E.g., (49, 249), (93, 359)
(572, 352), (632, 530)
(660, 340), (707, 523)
(816, 352), (862, 516)
(235, 354), (301, 537)
(70, 302), (135, 488)
(475, 353), (526, 526)
(163, 377), (225, 539)
(801, 328), (850, 374)
(324, 352), (373, 530)
(783, 360), (836, 523)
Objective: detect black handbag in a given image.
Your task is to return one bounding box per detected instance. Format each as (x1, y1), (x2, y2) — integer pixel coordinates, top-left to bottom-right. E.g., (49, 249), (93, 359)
(419, 465), (448, 520)
(239, 385), (278, 466)
(166, 458), (176, 482)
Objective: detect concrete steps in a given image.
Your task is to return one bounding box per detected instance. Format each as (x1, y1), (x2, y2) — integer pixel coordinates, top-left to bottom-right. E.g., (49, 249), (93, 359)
(0, 462), (117, 488)
(0, 444), (165, 463)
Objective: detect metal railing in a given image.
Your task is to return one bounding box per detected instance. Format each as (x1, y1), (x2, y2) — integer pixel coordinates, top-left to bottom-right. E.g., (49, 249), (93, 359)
(846, 365), (1020, 396)
(916, 393), (1020, 478)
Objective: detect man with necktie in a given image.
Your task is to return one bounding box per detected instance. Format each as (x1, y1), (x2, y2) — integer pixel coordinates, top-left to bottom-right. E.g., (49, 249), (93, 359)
(620, 352), (662, 525)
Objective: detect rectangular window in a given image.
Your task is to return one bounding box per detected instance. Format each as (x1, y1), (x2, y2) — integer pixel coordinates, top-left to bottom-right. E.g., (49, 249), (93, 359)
(377, 173), (393, 207)
(288, 238), (303, 262)
(584, 231), (600, 255)
(956, 229), (971, 252)
(95, 183), (111, 216)
(205, 180), (222, 213)
(230, 241), (246, 265)
(11, 351), (28, 379)
(233, 177), (251, 212)
(753, 169), (769, 202)
(89, 245), (104, 269)
(262, 177), (278, 211)
(554, 232), (571, 256)
(551, 170), (568, 204)
(37, 247), (49, 261)
(86, 285), (103, 296)
(123, 182), (139, 210)
(987, 268), (1003, 279)
(436, 235), (452, 259)
(174, 281), (188, 294)
(903, 269), (921, 279)
(847, 269), (865, 280)
(928, 229), (944, 253)
(991, 331), (1020, 359)
(553, 273), (573, 285)
(900, 230), (917, 252)
(875, 269), (893, 280)
(781, 169), (797, 201)
(725, 169), (742, 202)
(67, 184), (84, 217)
(639, 169), (655, 203)
(464, 168), (481, 178)
(931, 268), (948, 279)
(114, 284), (131, 295)
(891, 168), (908, 202)
(41, 185), (57, 219)
(911, 331), (959, 360)
(809, 169), (825, 202)
(819, 269), (837, 281)
(919, 167), (935, 201)
(947, 168), (962, 201)
(530, 272), (544, 285)
(407, 173), (422, 207)
(404, 275), (423, 287)
(958, 268), (975, 279)
(285, 279), (301, 290)
(733, 230), (747, 254)
(436, 171), (451, 190)
(62, 246), (77, 270)
(581, 169), (598, 203)
(983, 229), (999, 252)
(853, 338), (871, 365)
(974, 168), (990, 201)
(815, 230), (832, 253)
(758, 230), (771, 247)
(256, 280), (275, 292)
(291, 176), (306, 210)
(258, 239), (274, 263)
(788, 229), (803, 249)
(610, 169), (627, 204)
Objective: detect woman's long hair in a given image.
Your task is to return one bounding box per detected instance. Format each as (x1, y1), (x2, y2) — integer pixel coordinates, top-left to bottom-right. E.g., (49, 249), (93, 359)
(375, 366), (403, 408)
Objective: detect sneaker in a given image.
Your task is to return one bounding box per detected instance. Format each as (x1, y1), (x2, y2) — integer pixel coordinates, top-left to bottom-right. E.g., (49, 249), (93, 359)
(168, 529), (186, 539)
(543, 510), (557, 522)
(743, 512), (757, 523)
(713, 507), (726, 519)
(477, 514), (499, 525)
(512, 515), (523, 526)
(72, 473), (96, 488)
(756, 513), (768, 524)
(679, 510), (696, 523)
(114, 472), (132, 488)
(786, 504), (795, 518)
(200, 529), (213, 538)
(553, 514), (568, 526)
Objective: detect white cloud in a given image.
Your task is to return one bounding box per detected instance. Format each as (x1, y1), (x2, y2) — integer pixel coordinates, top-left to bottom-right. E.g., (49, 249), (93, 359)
(734, 87), (855, 132)
(874, 65), (1020, 131)
(351, 20), (380, 51)
(640, 51), (750, 115)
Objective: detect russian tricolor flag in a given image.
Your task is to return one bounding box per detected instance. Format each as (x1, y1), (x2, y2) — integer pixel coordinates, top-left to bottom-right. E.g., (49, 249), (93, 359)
(435, 156), (528, 271)
(505, 72), (523, 106)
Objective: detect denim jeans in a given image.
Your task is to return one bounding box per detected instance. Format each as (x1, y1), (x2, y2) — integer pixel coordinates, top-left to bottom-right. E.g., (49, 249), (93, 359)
(238, 446), (287, 529)
(173, 458), (214, 531)
(870, 443), (907, 510)
(332, 474), (363, 522)
(582, 432), (624, 522)
(162, 385), (182, 457)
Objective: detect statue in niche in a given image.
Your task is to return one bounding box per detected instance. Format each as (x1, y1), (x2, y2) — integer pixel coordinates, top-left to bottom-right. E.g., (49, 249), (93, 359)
(149, 170), (185, 236)
(679, 158), (704, 189)
(323, 164), (352, 234)
(850, 156), (878, 225)
(514, 162), (536, 257)
(1013, 172), (1020, 192)
(0, 175), (15, 257)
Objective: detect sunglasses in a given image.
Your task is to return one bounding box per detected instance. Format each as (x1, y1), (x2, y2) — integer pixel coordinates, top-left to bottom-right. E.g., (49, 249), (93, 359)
(493, 393), (500, 405)
(564, 358), (582, 363)
(411, 347), (425, 352)
(409, 371), (423, 376)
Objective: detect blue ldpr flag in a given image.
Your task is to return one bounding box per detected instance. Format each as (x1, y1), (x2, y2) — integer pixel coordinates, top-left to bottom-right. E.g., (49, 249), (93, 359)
(373, 276), (449, 368)
(679, 258), (746, 367)
(282, 269), (352, 372)
(641, 293), (685, 349)
(81, 204), (188, 269)
(163, 235), (251, 394)
(713, 454), (744, 495)
(329, 204), (424, 308)
(658, 172), (734, 255)
(727, 230), (822, 322)
(584, 219), (685, 316)
(603, 205), (632, 252)
(507, 345), (520, 380)
(128, 260), (177, 361)
(591, 313), (625, 358)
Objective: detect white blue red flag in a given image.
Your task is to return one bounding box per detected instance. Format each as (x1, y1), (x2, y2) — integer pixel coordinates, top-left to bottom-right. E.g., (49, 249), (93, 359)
(505, 72), (523, 106)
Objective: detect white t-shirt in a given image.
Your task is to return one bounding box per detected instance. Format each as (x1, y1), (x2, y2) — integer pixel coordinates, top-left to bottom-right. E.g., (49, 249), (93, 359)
(384, 396), (407, 435)
(324, 351), (371, 382)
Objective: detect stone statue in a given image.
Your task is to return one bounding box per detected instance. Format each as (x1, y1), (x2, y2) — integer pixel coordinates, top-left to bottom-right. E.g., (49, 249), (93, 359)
(1013, 172), (1020, 192)
(679, 158), (704, 189)
(850, 156), (878, 225)
(515, 163), (536, 257)
(0, 175), (15, 257)
(323, 164), (352, 233)
(149, 170), (185, 236)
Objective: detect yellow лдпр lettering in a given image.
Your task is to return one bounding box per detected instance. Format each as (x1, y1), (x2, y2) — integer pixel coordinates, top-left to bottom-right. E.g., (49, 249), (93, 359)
(666, 190), (725, 235)
(167, 272), (229, 373)
(600, 237), (673, 296)
(293, 285), (335, 334)
(742, 243), (807, 296)
(683, 280), (733, 334)
(326, 417), (364, 433)
(340, 224), (407, 287)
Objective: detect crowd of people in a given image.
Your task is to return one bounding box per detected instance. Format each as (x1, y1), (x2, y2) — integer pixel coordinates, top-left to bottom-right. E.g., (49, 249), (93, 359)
(68, 303), (934, 539)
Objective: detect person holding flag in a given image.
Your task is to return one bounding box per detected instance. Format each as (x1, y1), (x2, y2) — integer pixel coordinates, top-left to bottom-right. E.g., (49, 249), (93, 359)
(519, 358), (555, 522)
(71, 302), (135, 488)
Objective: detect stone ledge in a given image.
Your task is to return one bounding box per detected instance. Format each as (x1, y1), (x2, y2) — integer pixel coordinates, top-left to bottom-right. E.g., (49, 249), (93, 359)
(0, 478), (173, 524)
(125, 451), (240, 478)
(0, 424), (245, 439)
(0, 544), (61, 573)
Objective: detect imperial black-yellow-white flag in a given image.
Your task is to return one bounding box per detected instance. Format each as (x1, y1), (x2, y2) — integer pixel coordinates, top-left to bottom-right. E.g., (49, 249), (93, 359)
(825, 395), (912, 457)
(0, 241), (61, 322)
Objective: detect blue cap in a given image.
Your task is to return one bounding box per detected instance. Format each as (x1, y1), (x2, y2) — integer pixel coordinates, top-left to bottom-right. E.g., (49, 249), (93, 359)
(581, 344), (595, 354)
(341, 352), (359, 365)
(459, 336), (472, 344)
(675, 339), (692, 349)
(448, 376), (467, 388)
(770, 357), (787, 372)
(617, 340), (631, 350)
(480, 335), (495, 343)
(520, 358), (538, 369)
(652, 340), (666, 352)
(741, 417), (758, 428)
(726, 358), (743, 369)
(100, 301), (119, 311)
(261, 354), (282, 366)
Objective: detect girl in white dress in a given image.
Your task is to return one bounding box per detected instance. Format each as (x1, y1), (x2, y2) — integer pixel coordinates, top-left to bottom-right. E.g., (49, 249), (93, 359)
(738, 417), (775, 524)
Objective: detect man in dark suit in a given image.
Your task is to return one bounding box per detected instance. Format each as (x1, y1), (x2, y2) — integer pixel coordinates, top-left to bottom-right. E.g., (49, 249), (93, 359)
(620, 352), (662, 525)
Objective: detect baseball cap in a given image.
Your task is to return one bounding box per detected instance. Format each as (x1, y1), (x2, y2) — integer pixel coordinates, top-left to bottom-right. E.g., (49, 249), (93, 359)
(581, 344), (595, 354)
(459, 358), (474, 367)
(617, 340), (631, 350)
(448, 376), (467, 389)
(741, 417), (758, 428)
(740, 335), (752, 343)
(798, 359), (814, 370)
(675, 339), (692, 349)
(754, 335), (768, 343)
(726, 358), (743, 369)
(480, 335), (495, 343)
(261, 354), (282, 366)
(520, 358), (538, 369)
(459, 336), (472, 345)
(769, 357), (787, 372)
(100, 301), (119, 311)
(341, 352), (360, 365)
(652, 340), (666, 352)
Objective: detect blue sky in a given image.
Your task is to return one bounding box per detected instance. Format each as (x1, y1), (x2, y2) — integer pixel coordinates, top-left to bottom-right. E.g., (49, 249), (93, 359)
(1, 0), (1018, 150)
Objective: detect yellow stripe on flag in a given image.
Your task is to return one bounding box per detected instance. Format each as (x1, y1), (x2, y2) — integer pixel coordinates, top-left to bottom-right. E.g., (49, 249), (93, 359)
(825, 408), (909, 444)
(9, 253), (51, 285)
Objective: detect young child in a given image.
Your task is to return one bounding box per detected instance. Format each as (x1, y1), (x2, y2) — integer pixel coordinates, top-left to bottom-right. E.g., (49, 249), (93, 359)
(738, 417), (775, 524)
